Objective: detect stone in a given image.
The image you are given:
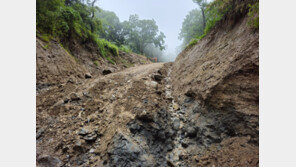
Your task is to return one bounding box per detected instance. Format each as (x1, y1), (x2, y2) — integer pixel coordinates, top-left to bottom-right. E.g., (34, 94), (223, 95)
(83, 133), (97, 142)
(78, 128), (89, 135)
(37, 155), (62, 167)
(181, 139), (189, 148)
(36, 128), (45, 139)
(173, 103), (179, 110)
(172, 119), (180, 130)
(153, 74), (164, 82)
(85, 73), (92, 79)
(64, 98), (70, 103)
(73, 140), (87, 153)
(102, 69), (112, 75)
(70, 92), (81, 101)
(185, 126), (197, 138)
(129, 123), (141, 134)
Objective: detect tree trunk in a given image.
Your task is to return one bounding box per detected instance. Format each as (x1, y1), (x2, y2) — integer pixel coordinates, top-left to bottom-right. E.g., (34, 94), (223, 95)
(90, 0), (97, 33)
(201, 8), (206, 31)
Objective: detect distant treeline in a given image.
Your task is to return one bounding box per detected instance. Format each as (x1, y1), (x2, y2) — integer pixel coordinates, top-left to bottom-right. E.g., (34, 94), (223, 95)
(37, 0), (166, 58)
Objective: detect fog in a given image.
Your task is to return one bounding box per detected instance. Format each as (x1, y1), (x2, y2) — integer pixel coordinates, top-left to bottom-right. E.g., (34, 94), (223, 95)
(98, 0), (197, 61)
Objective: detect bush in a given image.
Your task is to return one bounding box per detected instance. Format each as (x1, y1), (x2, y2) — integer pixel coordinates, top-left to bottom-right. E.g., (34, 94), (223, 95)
(186, 38), (198, 49)
(96, 38), (119, 57)
(39, 34), (51, 42)
(119, 45), (132, 53)
(248, 1), (259, 29)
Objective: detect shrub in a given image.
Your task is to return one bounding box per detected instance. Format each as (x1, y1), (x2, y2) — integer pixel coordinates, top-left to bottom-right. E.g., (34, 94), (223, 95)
(40, 34), (51, 42)
(186, 38), (198, 49)
(119, 45), (132, 53)
(94, 60), (99, 66)
(106, 56), (116, 65)
(248, 1), (259, 29)
(96, 38), (119, 57)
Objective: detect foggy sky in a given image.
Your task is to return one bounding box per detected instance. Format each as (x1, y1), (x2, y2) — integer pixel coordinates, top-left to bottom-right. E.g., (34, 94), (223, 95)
(97, 0), (198, 57)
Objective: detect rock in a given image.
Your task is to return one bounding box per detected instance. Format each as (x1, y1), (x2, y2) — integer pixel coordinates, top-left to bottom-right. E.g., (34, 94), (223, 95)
(107, 132), (142, 167)
(157, 130), (166, 141)
(173, 103), (179, 110)
(37, 155), (62, 167)
(78, 128), (89, 135)
(145, 80), (158, 88)
(85, 73), (92, 79)
(73, 140), (87, 153)
(83, 133), (97, 142)
(167, 143), (173, 151)
(63, 98), (70, 103)
(153, 74), (164, 82)
(89, 148), (95, 153)
(136, 110), (154, 122)
(181, 139), (189, 148)
(67, 78), (75, 84)
(129, 123), (141, 134)
(102, 69), (112, 75)
(36, 128), (45, 139)
(172, 118), (180, 130)
(70, 92), (81, 101)
(185, 126), (197, 138)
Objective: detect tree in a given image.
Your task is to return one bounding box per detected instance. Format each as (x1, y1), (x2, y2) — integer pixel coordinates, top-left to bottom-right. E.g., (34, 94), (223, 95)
(87, 0), (98, 33)
(96, 9), (125, 46)
(122, 14), (166, 54)
(179, 9), (204, 46)
(193, 0), (208, 30)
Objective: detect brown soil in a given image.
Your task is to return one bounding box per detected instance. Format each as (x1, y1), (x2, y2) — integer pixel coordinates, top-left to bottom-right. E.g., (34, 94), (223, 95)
(36, 2), (258, 166)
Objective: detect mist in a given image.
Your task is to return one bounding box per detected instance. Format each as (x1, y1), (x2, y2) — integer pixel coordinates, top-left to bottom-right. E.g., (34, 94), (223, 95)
(98, 0), (198, 62)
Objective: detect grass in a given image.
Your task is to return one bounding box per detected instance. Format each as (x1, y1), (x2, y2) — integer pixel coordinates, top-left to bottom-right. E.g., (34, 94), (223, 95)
(186, 38), (198, 49)
(42, 44), (49, 49)
(106, 56), (116, 65)
(40, 34), (51, 42)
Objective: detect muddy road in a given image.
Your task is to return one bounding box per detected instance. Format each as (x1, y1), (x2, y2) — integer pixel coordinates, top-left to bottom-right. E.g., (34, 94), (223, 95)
(37, 62), (258, 167)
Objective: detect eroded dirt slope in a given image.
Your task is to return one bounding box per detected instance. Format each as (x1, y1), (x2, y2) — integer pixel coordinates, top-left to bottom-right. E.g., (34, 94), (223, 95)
(170, 11), (259, 167)
(171, 16), (259, 116)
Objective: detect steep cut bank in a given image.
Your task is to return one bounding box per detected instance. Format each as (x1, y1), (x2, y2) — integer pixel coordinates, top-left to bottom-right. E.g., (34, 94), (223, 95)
(170, 2), (259, 166)
(172, 15), (258, 115)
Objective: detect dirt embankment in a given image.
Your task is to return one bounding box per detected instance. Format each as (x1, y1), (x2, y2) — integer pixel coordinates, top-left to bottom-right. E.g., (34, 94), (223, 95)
(170, 5), (259, 167)
(172, 16), (258, 116)
(36, 36), (150, 111)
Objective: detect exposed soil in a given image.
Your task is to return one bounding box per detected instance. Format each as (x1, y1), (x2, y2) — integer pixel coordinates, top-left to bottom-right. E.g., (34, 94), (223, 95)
(37, 63), (258, 167)
(37, 3), (258, 166)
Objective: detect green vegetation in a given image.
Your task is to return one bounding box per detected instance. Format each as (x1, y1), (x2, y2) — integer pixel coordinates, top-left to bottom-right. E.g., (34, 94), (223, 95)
(119, 45), (132, 53)
(106, 56), (116, 65)
(37, 0), (166, 62)
(121, 14), (166, 54)
(94, 60), (99, 66)
(186, 39), (198, 50)
(42, 44), (49, 49)
(180, 0), (258, 49)
(248, 1), (259, 29)
(39, 34), (51, 43)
